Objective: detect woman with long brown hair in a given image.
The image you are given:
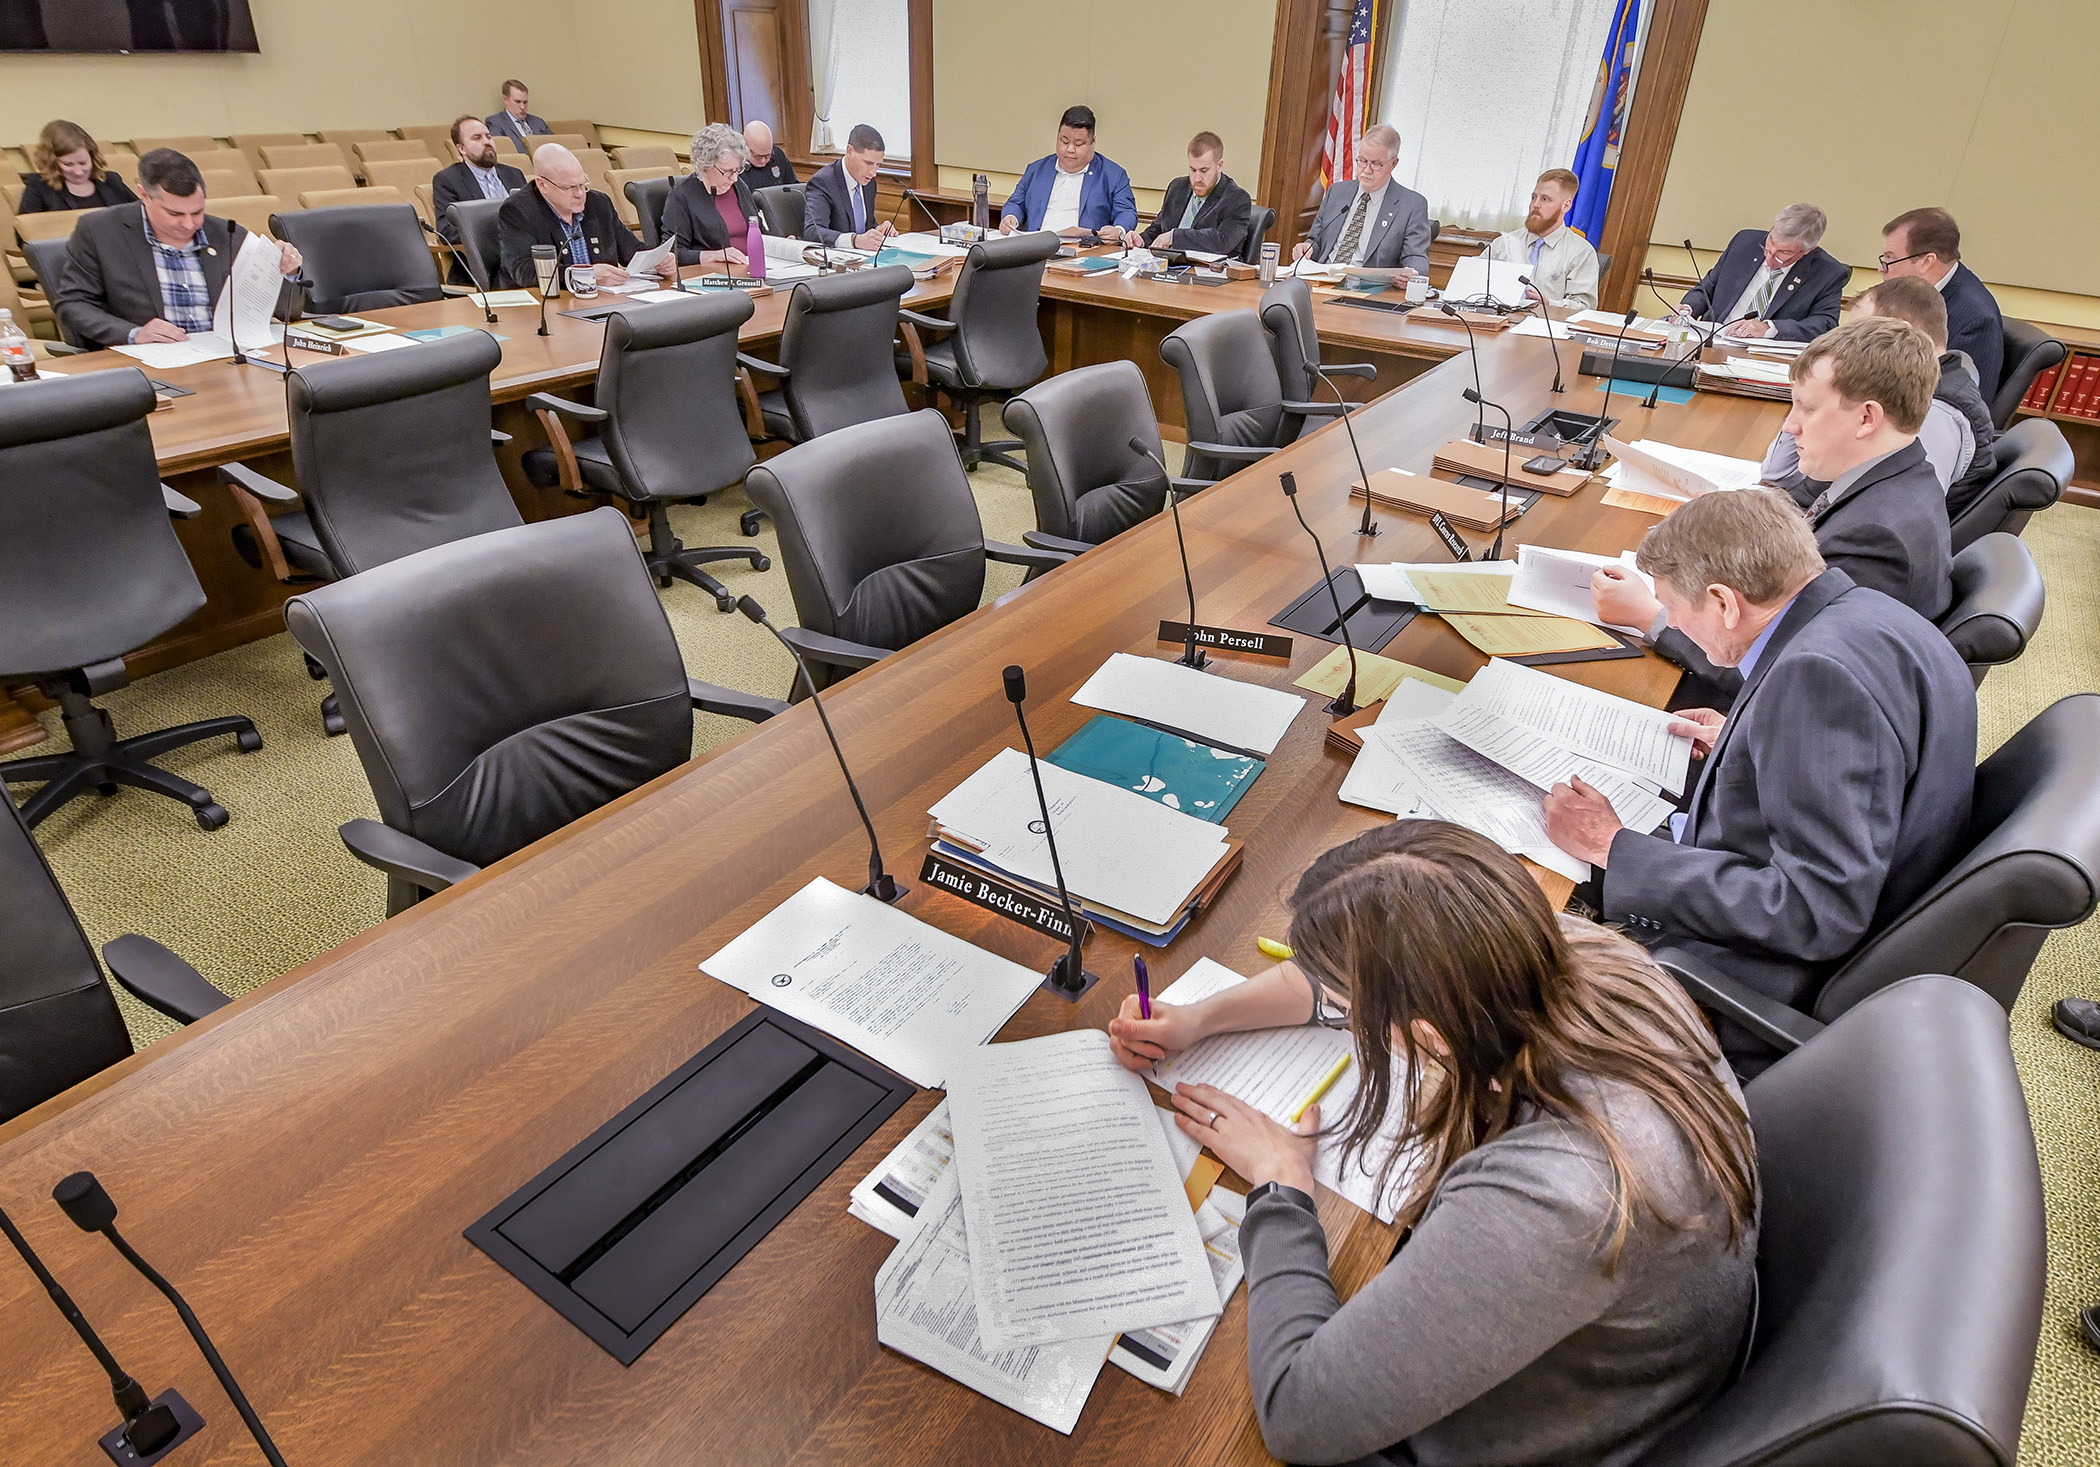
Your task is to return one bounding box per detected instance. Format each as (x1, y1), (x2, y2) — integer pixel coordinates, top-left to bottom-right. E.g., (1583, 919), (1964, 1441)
(1110, 820), (1759, 1466)
(19, 120), (138, 214)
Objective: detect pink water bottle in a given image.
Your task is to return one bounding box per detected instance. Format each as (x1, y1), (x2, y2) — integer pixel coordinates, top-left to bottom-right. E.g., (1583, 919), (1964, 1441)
(746, 216), (765, 282)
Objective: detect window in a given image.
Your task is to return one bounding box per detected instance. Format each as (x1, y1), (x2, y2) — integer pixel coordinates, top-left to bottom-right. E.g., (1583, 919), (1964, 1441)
(808, 0), (912, 157)
(1374, 0), (1649, 232)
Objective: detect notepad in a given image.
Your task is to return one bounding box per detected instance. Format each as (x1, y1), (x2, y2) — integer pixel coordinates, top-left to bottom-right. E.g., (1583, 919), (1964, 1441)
(1070, 653), (1308, 758)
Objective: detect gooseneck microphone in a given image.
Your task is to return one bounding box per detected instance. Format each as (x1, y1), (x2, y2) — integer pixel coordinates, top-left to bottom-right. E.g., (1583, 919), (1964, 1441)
(1682, 238), (1704, 285)
(419, 217), (499, 322)
(1517, 274), (1565, 394)
(54, 1173), (287, 1467)
(1577, 307), (1640, 471)
(1303, 363), (1379, 538)
(223, 253), (288, 376)
(1642, 266), (1681, 320)
(1437, 302), (1486, 439)
(1001, 665), (1096, 1000)
(1, 1204), (185, 1458)
(738, 596), (903, 902)
(1464, 388), (1516, 561)
(1127, 436), (1207, 669)
(1280, 471), (1359, 716)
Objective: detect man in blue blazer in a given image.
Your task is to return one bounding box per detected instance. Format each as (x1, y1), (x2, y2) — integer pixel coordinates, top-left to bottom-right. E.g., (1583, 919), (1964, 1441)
(485, 80), (551, 151)
(1676, 202), (1846, 340)
(1291, 123), (1431, 275)
(803, 123), (894, 250)
(1545, 488), (1975, 1065)
(998, 106), (1136, 240)
(1880, 206), (2005, 397)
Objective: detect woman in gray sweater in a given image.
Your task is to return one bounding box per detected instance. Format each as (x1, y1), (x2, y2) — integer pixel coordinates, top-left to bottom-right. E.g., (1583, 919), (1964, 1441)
(1109, 821), (1759, 1466)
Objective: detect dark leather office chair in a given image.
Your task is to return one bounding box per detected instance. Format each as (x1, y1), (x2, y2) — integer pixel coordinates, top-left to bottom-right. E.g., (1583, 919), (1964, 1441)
(1949, 417), (2070, 553)
(1596, 251), (1613, 276)
(215, 329), (522, 734)
(1637, 975), (2042, 1467)
(1260, 277), (1376, 443)
(0, 792), (229, 1123)
(754, 184), (806, 239)
(1992, 319), (2066, 430)
(271, 203), (443, 314)
(900, 230), (1060, 472)
(0, 371), (260, 830)
(1939, 532), (2045, 687)
(1663, 692), (2100, 1060)
(1160, 308), (1294, 483)
(1240, 206), (1276, 266)
(286, 509), (782, 916)
(20, 238), (82, 347)
(446, 199), (505, 295)
(523, 292), (770, 612)
(1005, 361), (1193, 551)
(624, 176), (673, 250)
(743, 410), (1070, 696)
(1428, 219), (1441, 243)
(742, 264), (914, 444)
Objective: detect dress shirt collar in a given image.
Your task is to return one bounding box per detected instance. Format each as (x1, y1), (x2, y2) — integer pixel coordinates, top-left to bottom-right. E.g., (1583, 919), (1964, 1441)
(1526, 220), (1570, 249)
(1934, 260), (1959, 292)
(1735, 595), (1796, 683)
(147, 224), (207, 256)
(1816, 442), (1905, 515)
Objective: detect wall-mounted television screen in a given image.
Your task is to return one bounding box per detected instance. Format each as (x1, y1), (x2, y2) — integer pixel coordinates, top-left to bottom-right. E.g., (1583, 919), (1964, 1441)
(0, 0), (260, 53)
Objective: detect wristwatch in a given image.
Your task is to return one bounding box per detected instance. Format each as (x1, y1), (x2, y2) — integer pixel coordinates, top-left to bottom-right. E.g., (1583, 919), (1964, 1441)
(1245, 1181), (1317, 1214)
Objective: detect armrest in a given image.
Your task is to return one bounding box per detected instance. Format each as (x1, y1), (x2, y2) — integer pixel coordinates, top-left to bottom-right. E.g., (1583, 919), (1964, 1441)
(1321, 362), (1378, 380)
(986, 538), (1075, 572)
(216, 460), (298, 503)
(338, 817), (481, 896)
(42, 342), (85, 357)
(1169, 476), (1211, 499)
(101, 935), (230, 1024)
(1654, 949), (1822, 1054)
(525, 392), (608, 423)
(689, 677), (786, 724)
(1185, 441), (1278, 462)
(490, 429), (512, 445)
(1022, 530), (1096, 555)
(898, 308), (956, 334)
(779, 625), (889, 672)
(160, 484), (202, 517)
(1280, 398), (1357, 417)
(736, 351), (788, 378)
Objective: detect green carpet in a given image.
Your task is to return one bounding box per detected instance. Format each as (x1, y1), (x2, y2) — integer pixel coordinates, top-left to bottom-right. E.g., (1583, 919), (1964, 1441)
(17, 471), (2100, 1459)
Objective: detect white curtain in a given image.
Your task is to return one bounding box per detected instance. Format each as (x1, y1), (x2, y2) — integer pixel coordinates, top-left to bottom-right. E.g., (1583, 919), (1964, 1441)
(806, 0), (912, 158)
(1375, 0), (1647, 233)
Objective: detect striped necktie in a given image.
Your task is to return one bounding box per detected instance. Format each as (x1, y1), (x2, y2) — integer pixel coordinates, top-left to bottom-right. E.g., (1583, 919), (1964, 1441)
(1333, 192), (1371, 264)
(1747, 267), (1783, 319)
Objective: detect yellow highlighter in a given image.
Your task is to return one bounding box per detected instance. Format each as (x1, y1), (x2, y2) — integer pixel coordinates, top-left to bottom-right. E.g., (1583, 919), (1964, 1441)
(1257, 936), (1295, 961)
(1290, 1052), (1352, 1124)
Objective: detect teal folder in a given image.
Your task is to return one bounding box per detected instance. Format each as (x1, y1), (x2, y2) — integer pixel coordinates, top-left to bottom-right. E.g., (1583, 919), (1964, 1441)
(1047, 715), (1260, 824)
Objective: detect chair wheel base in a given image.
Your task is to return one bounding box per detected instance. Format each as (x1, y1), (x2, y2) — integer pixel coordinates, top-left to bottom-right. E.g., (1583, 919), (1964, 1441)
(237, 729), (264, 752)
(195, 803), (229, 830)
(741, 511), (765, 536)
(1, 707), (255, 830)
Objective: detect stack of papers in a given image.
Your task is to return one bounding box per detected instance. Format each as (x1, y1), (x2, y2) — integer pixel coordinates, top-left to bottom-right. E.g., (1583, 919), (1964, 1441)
(1601, 437), (1764, 502)
(1506, 545), (1650, 632)
(1355, 560), (1510, 605)
(1362, 562), (1624, 657)
(1069, 653), (1307, 759)
(1695, 355), (1794, 400)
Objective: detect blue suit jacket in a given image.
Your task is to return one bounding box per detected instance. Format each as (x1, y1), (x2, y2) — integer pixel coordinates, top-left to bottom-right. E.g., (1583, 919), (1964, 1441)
(1000, 153), (1137, 233)
(1940, 262), (2006, 398)
(1680, 228), (1847, 341)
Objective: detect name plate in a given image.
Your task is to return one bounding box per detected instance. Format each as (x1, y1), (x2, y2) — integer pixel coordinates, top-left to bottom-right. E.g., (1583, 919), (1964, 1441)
(1428, 511), (1473, 562)
(1156, 622), (1294, 659)
(919, 854), (1093, 945)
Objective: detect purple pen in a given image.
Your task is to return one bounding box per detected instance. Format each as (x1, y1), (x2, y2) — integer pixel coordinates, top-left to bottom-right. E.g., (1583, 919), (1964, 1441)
(1134, 955), (1152, 1019)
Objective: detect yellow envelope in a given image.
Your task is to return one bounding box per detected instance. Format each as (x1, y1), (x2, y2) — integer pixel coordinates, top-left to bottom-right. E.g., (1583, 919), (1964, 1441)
(1294, 647), (1467, 703)
(1442, 612), (1620, 656)
(1408, 570), (1524, 615)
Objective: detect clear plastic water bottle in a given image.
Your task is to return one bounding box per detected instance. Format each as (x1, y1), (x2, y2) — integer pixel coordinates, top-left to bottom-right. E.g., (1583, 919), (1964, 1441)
(0, 310), (34, 384)
(746, 215), (766, 281)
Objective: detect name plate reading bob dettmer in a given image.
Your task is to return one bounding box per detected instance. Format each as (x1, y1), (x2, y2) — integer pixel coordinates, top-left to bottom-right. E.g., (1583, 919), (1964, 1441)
(919, 854), (1094, 946)
(1156, 622), (1295, 659)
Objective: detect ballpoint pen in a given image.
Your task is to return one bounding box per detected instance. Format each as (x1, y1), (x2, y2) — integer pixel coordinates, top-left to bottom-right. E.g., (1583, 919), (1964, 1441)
(1134, 954), (1152, 1019)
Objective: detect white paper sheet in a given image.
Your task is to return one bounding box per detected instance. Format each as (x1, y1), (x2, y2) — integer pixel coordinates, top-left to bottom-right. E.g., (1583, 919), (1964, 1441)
(110, 324), (284, 370)
(1435, 703), (1676, 833)
(946, 1030), (1220, 1349)
(1352, 559), (1510, 605)
(698, 877), (1043, 1088)
(1602, 437), (1764, 501)
(1109, 1188), (1245, 1395)
(1367, 721), (1590, 883)
(1070, 653), (1307, 758)
(339, 332), (417, 353)
(1442, 254), (1531, 308)
(1506, 546), (1649, 631)
(213, 228), (284, 350)
(1377, 678), (1461, 725)
(888, 231), (970, 259)
(1442, 657), (1693, 796)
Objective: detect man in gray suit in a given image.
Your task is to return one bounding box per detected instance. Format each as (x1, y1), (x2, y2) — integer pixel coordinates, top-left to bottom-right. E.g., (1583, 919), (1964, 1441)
(486, 79), (551, 150)
(1291, 123), (1431, 277)
(1545, 489), (1975, 1063)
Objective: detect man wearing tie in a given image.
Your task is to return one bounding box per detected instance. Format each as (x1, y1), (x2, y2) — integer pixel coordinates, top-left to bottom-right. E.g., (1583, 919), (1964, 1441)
(1878, 207), (2005, 398)
(1291, 124), (1431, 278)
(803, 124), (895, 250)
(1675, 203), (1845, 340)
(485, 80), (550, 151)
(431, 115), (524, 243)
(1485, 169), (1598, 309)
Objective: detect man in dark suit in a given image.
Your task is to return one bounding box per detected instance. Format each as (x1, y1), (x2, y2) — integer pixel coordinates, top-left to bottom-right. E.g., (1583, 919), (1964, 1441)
(496, 144), (665, 290)
(1675, 202), (1845, 341)
(1135, 131), (1251, 260)
(486, 79), (550, 151)
(803, 124), (893, 251)
(1291, 123), (1431, 276)
(55, 148), (301, 348)
(431, 115), (525, 243)
(742, 121), (796, 190)
(1880, 206), (2005, 398)
(1546, 488), (1976, 1063)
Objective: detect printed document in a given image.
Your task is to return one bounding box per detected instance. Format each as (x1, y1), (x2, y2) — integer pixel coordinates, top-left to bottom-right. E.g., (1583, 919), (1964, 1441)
(698, 877), (1042, 1088)
(1507, 546), (1649, 631)
(945, 1030), (1219, 1348)
(1109, 1188), (1246, 1395)
(1438, 657), (1693, 796)
(1364, 720), (1590, 882)
(1443, 255), (1531, 308)
(1071, 652), (1307, 757)
(1354, 560), (1511, 604)
(1601, 437), (1763, 501)
(851, 1100), (960, 1240)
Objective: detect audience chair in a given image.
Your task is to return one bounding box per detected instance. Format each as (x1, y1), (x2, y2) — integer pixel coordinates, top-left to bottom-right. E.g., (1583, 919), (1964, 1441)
(197, 168), (254, 200)
(355, 138), (435, 168)
(1240, 205), (1276, 265)
(1993, 320), (2067, 431)
(301, 184), (406, 213)
(18, 237), (74, 323)
(1661, 693), (2100, 1061)
(207, 195), (286, 243)
(231, 131), (311, 176)
(130, 134), (220, 156)
(1160, 308), (1293, 483)
(1259, 276), (1376, 441)
(1005, 361), (1193, 551)
(613, 144), (678, 170)
(753, 184), (806, 239)
(740, 265), (917, 471)
(364, 158), (440, 209)
(625, 176), (672, 248)
(1939, 533), (2046, 686)
(0, 792), (229, 1124)
(396, 124), (457, 158)
(14, 208), (94, 245)
(447, 200), (505, 295)
(1637, 975), (2041, 1467)
(1, 181), (20, 212)
(504, 147), (536, 178)
(259, 164), (356, 201)
(1949, 417), (2071, 553)
(744, 410), (1070, 695)
(316, 129), (390, 173)
(573, 147), (616, 192)
(183, 148), (254, 181)
(899, 230), (1060, 472)
(607, 166), (674, 228)
(262, 142), (352, 173)
(525, 133), (589, 157)
(287, 509), (780, 915)
(99, 151), (140, 186)
(0, 371), (261, 829)
(549, 120), (603, 148)
(0, 248), (52, 335)
(491, 135), (524, 157)
(523, 292), (770, 611)
(271, 203), (442, 313)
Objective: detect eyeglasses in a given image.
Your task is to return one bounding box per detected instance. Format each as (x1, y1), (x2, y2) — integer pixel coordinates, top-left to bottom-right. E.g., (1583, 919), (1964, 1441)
(1877, 250), (1928, 273)
(1295, 954), (1352, 1029)
(545, 179), (589, 194)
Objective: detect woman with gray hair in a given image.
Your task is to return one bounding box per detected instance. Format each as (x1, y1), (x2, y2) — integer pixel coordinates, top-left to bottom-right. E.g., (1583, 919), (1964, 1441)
(661, 122), (760, 268)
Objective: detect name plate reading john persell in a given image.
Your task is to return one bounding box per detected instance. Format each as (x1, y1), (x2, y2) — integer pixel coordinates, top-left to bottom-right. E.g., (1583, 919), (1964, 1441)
(919, 854), (1094, 945)
(1156, 622), (1294, 659)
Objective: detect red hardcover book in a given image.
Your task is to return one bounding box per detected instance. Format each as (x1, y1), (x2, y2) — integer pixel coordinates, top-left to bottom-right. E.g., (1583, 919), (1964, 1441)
(2021, 362), (2061, 414)
(2061, 357), (2092, 419)
(2077, 356), (2100, 419)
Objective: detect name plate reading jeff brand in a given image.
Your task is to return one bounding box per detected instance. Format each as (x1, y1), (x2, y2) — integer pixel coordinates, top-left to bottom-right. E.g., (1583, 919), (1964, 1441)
(920, 854), (1093, 945)
(1156, 622), (1294, 659)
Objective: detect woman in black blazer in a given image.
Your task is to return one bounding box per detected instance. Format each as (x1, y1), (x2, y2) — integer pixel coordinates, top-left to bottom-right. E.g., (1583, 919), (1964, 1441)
(660, 123), (758, 268)
(19, 119), (138, 214)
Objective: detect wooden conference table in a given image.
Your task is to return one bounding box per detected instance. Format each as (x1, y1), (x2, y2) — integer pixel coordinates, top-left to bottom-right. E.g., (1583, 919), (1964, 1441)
(0, 297), (1786, 1466)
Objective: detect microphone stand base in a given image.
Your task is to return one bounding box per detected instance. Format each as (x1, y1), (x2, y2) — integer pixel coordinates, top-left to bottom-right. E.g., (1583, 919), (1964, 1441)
(231, 355), (288, 376)
(1324, 696), (1360, 718)
(99, 1388), (203, 1465)
(1175, 647), (1209, 670)
(1040, 953), (1100, 1003)
(862, 875), (910, 904)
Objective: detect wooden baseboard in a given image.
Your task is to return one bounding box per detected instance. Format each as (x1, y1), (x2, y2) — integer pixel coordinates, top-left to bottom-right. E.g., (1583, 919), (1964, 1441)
(2061, 484), (2100, 510)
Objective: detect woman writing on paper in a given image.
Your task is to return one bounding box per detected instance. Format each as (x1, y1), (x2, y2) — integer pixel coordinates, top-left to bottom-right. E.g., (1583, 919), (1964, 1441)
(1109, 821), (1758, 1467)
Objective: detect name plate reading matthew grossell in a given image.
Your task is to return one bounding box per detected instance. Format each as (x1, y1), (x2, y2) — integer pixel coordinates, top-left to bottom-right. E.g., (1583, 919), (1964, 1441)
(1156, 622), (1294, 659)
(920, 853), (1094, 945)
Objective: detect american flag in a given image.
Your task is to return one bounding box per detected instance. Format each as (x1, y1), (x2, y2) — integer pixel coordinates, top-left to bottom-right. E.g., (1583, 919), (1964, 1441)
(1320, 0), (1378, 187)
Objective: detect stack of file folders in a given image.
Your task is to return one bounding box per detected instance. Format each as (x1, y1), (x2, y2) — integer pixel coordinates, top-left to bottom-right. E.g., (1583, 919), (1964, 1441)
(1693, 354), (1795, 400)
